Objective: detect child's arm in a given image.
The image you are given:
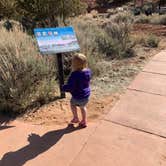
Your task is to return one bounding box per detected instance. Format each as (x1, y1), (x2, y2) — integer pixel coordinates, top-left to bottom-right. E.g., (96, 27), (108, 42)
(62, 72), (76, 92)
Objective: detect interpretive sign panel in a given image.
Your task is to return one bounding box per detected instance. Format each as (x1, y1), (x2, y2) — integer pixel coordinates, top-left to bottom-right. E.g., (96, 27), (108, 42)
(34, 27), (80, 54)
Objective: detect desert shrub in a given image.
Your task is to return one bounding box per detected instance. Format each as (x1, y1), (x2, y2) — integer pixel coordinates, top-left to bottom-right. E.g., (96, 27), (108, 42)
(104, 21), (134, 58)
(69, 14), (135, 76)
(71, 17), (100, 54)
(135, 16), (150, 24)
(134, 15), (150, 24)
(0, 19), (21, 30)
(0, 28), (57, 114)
(150, 14), (166, 25)
(86, 54), (101, 76)
(144, 34), (159, 48)
(142, 3), (153, 15)
(113, 13), (134, 24)
(95, 30), (115, 56)
(134, 14), (166, 25)
(106, 13), (135, 58)
(133, 7), (141, 16)
(131, 33), (159, 48)
(71, 17), (105, 75)
(131, 34), (146, 46)
(71, 17), (119, 75)
(73, 14), (135, 58)
(159, 15), (166, 25)
(107, 8), (118, 15)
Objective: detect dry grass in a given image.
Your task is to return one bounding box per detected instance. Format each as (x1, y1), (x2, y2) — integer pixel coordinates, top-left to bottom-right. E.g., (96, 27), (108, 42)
(150, 14), (166, 25)
(0, 28), (58, 114)
(144, 34), (160, 47)
(132, 33), (160, 48)
(135, 14), (166, 25)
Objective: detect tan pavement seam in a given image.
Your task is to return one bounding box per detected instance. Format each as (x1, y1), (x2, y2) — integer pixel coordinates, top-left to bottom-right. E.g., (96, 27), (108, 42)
(142, 70), (166, 76)
(127, 88), (166, 98)
(103, 119), (166, 140)
(143, 70), (166, 76)
(151, 60), (166, 63)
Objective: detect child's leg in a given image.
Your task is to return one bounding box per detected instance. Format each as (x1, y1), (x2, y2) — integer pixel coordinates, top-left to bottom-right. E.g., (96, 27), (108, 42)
(80, 106), (87, 124)
(70, 104), (79, 123)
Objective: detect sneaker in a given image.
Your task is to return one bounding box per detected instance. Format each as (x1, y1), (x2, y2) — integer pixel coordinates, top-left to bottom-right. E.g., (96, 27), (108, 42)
(79, 121), (87, 128)
(70, 118), (79, 123)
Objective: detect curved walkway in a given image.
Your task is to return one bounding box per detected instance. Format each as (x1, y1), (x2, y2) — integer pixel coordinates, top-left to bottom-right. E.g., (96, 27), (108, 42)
(0, 50), (166, 166)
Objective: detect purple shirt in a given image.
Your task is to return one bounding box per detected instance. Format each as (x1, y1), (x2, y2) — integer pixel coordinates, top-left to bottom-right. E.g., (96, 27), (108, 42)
(62, 69), (91, 99)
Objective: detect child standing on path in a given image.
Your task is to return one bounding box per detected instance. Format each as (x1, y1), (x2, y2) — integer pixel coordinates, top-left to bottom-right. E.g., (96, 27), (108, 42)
(62, 53), (91, 128)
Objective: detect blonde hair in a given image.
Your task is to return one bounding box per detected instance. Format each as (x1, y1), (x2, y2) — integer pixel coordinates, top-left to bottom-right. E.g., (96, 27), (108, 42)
(72, 53), (87, 71)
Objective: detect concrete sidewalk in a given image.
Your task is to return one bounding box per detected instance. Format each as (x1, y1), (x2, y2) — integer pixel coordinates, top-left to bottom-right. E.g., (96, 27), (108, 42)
(0, 120), (98, 166)
(1, 50), (166, 166)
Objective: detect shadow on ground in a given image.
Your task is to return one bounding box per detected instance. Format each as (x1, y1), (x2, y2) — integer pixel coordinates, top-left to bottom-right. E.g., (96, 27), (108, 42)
(0, 124), (82, 166)
(0, 115), (15, 131)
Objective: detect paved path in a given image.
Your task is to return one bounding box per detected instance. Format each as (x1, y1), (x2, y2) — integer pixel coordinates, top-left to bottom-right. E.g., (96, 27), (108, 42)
(0, 50), (166, 166)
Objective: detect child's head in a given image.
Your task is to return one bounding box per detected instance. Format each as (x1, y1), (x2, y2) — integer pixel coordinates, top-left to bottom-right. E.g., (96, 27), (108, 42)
(72, 53), (87, 71)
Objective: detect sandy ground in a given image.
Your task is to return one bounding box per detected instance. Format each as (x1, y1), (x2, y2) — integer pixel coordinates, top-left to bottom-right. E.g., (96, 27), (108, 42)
(18, 93), (119, 126)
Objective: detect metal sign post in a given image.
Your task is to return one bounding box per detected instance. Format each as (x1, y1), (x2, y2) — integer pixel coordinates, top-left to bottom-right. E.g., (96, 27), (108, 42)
(56, 53), (65, 98)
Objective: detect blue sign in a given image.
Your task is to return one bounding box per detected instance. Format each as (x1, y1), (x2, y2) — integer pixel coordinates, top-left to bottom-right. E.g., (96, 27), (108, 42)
(34, 27), (80, 54)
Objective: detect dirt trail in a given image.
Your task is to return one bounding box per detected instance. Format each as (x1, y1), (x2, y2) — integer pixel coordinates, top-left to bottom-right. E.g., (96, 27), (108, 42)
(133, 23), (166, 36)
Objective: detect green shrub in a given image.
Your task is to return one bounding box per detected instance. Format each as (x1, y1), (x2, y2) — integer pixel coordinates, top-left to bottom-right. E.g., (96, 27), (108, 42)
(142, 3), (153, 15)
(134, 14), (166, 25)
(131, 34), (146, 46)
(134, 15), (150, 24)
(73, 14), (135, 58)
(157, 15), (166, 25)
(145, 34), (159, 48)
(95, 30), (115, 56)
(71, 17), (100, 55)
(159, 15), (166, 25)
(107, 8), (118, 15)
(150, 14), (166, 25)
(0, 28), (57, 114)
(104, 21), (135, 58)
(71, 17), (105, 75)
(133, 7), (141, 16)
(69, 15), (135, 76)
(113, 13), (134, 24)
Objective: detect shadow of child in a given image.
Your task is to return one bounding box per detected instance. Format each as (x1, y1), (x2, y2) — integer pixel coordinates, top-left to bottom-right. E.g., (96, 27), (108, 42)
(0, 124), (82, 166)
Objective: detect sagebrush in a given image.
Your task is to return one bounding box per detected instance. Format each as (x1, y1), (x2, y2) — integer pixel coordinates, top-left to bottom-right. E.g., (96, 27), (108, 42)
(135, 14), (166, 25)
(0, 28), (57, 114)
(70, 13), (135, 75)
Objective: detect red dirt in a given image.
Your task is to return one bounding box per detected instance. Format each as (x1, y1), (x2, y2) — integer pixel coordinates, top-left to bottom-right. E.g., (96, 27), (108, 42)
(19, 94), (120, 126)
(133, 23), (166, 36)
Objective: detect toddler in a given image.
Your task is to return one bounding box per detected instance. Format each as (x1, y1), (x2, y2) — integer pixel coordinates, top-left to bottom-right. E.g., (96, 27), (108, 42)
(62, 53), (91, 127)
